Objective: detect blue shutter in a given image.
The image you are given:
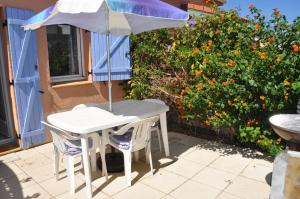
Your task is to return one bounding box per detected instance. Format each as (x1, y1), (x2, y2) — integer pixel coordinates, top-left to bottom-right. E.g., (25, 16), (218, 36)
(91, 33), (131, 81)
(6, 7), (45, 148)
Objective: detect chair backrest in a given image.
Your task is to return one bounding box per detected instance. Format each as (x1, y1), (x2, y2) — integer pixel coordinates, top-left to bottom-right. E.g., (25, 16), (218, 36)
(42, 121), (79, 154)
(115, 116), (159, 151)
(143, 98), (165, 105)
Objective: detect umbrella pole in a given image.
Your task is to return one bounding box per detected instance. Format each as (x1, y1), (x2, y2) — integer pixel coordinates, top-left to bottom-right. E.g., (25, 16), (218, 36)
(105, 7), (112, 112)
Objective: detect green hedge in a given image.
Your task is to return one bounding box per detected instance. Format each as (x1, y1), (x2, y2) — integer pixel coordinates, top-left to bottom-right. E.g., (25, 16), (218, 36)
(125, 6), (300, 155)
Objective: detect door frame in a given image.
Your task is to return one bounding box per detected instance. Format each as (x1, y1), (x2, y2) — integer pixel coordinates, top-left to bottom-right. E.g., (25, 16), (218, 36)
(0, 19), (15, 145)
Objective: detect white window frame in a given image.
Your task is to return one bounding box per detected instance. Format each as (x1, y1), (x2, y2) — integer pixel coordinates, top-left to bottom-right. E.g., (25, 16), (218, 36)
(48, 26), (85, 83)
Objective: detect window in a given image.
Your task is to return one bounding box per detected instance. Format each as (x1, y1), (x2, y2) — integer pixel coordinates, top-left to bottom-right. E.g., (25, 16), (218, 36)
(47, 25), (85, 83)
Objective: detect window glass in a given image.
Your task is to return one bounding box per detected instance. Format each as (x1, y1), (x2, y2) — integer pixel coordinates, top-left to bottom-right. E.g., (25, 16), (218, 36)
(47, 25), (84, 82)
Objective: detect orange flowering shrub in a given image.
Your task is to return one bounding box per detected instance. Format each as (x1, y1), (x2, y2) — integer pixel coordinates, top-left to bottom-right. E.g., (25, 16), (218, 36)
(127, 6), (300, 155)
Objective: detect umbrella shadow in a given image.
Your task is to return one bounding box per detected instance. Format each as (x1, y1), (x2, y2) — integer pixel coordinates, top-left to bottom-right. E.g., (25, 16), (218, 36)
(0, 161), (25, 199)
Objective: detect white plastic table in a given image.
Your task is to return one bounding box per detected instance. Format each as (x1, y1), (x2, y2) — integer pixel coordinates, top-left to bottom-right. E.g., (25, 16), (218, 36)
(47, 100), (170, 199)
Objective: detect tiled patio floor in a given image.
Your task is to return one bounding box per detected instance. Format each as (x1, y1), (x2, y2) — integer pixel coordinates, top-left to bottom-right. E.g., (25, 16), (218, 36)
(0, 131), (273, 199)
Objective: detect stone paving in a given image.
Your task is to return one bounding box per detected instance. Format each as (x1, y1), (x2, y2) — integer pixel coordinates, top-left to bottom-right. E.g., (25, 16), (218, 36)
(0, 131), (273, 199)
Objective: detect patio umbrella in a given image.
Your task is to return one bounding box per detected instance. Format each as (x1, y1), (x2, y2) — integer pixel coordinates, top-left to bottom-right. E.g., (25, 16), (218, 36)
(24, 0), (189, 111)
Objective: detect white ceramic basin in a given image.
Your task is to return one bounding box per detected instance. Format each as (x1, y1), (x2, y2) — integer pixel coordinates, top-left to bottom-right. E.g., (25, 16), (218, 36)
(269, 114), (300, 144)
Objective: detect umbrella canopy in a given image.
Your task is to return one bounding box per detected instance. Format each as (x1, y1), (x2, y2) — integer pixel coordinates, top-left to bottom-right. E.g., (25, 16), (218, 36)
(24, 0), (189, 34)
(24, 0), (189, 111)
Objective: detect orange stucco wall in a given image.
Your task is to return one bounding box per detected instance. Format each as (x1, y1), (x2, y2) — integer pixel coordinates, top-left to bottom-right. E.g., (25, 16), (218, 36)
(0, 0), (125, 144)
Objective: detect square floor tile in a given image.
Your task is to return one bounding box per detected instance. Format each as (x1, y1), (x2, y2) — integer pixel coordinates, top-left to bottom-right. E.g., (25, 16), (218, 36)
(252, 158), (273, 168)
(14, 155), (52, 171)
(22, 184), (52, 199)
(210, 155), (251, 174)
(113, 182), (164, 199)
(92, 173), (128, 196)
(0, 152), (21, 164)
(241, 162), (272, 182)
(169, 142), (196, 158)
(170, 180), (221, 199)
(216, 192), (242, 199)
(225, 176), (270, 199)
(192, 167), (236, 190)
(16, 148), (41, 159)
(142, 170), (187, 194)
(39, 174), (85, 197)
(56, 185), (108, 199)
(183, 149), (220, 166)
(164, 158), (205, 178)
(25, 164), (55, 183)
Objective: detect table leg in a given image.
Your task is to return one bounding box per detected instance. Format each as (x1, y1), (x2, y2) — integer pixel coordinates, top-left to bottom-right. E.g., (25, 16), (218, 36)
(160, 112), (170, 156)
(81, 136), (93, 199)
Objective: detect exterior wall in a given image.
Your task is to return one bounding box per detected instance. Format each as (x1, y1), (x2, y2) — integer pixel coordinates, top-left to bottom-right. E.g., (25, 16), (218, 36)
(0, 0), (124, 145)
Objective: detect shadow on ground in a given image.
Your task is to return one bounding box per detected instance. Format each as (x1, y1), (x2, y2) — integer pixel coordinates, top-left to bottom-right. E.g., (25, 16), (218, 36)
(0, 161), (25, 199)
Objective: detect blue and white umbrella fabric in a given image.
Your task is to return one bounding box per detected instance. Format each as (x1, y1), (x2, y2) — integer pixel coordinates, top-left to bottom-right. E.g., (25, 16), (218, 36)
(24, 0), (189, 111)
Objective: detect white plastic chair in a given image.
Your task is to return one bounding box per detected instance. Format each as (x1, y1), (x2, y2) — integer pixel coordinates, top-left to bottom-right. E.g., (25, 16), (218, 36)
(102, 116), (159, 187)
(42, 121), (107, 194)
(143, 99), (165, 152)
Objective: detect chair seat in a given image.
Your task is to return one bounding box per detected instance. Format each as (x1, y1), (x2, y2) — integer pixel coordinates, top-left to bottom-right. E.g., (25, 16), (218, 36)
(109, 132), (132, 150)
(64, 138), (93, 155)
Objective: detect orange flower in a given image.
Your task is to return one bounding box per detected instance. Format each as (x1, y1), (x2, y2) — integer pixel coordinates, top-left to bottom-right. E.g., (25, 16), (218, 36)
(233, 50), (240, 55)
(222, 81), (228, 86)
(283, 80), (290, 86)
(284, 94), (289, 101)
(226, 59), (234, 67)
(260, 95), (266, 100)
(229, 79), (236, 83)
(257, 140), (261, 144)
(259, 52), (267, 59)
(195, 70), (202, 77)
(224, 38), (229, 43)
(262, 104), (266, 110)
(276, 58), (282, 63)
(203, 58), (207, 64)
(215, 29), (221, 35)
(292, 44), (299, 53)
(193, 48), (199, 56)
(248, 4), (254, 9)
(196, 85), (203, 91)
(255, 24), (261, 30)
(208, 40), (213, 46)
(212, 78), (217, 83)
